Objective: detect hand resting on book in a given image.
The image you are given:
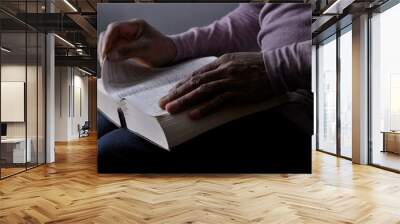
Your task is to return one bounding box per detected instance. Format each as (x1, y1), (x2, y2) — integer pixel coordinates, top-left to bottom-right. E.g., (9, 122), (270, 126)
(98, 56), (287, 150)
(159, 52), (273, 119)
(99, 19), (274, 120)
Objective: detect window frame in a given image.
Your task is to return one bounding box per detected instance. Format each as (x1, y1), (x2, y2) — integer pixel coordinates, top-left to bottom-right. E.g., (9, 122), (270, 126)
(315, 23), (353, 161)
(0, 0), (47, 180)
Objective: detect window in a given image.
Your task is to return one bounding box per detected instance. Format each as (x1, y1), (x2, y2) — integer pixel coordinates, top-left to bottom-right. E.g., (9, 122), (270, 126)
(1, 30), (28, 177)
(0, 1), (46, 179)
(316, 25), (353, 159)
(370, 2), (400, 171)
(339, 27), (352, 158)
(317, 36), (337, 154)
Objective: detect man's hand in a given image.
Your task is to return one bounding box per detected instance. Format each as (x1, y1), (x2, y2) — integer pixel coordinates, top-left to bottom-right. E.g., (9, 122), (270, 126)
(159, 52), (273, 119)
(98, 19), (176, 67)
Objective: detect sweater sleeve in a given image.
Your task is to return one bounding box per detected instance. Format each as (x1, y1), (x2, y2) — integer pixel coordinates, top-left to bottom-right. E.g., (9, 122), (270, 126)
(169, 3), (262, 62)
(262, 40), (311, 96)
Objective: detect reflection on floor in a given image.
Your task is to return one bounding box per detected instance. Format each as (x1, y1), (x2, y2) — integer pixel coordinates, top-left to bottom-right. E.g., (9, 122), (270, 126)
(0, 167), (25, 178)
(373, 150), (400, 171)
(0, 163), (42, 178)
(0, 136), (400, 223)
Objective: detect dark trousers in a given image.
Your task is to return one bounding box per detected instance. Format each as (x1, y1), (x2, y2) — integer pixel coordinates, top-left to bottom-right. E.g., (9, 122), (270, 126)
(97, 105), (311, 173)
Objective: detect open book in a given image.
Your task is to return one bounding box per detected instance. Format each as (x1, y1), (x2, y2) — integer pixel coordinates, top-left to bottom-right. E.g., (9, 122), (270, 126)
(98, 57), (289, 150)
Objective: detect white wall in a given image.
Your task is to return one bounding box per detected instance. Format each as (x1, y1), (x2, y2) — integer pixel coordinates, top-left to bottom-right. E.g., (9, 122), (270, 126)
(1, 65), (40, 137)
(71, 73), (89, 139)
(1, 65), (26, 135)
(55, 66), (69, 141)
(1, 63), (46, 163)
(55, 67), (89, 141)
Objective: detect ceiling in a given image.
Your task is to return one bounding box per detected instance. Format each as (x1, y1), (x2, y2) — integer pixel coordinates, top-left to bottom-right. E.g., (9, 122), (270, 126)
(0, 0), (145, 73)
(0, 0), (98, 72)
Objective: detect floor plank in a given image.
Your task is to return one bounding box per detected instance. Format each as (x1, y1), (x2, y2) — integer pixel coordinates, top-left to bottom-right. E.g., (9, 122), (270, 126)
(0, 135), (400, 223)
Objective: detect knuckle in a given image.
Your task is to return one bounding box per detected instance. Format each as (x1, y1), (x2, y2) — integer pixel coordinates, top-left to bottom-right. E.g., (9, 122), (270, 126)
(222, 63), (235, 74)
(131, 19), (147, 27)
(219, 54), (229, 61)
(135, 19), (146, 25)
(190, 77), (200, 86)
(202, 82), (211, 88)
(169, 87), (179, 96)
(175, 82), (184, 89)
(173, 88), (180, 96)
(198, 83), (211, 92)
(201, 82), (214, 91)
(176, 97), (187, 106)
(176, 78), (188, 86)
(226, 61), (235, 67)
(192, 69), (202, 76)
(220, 53), (235, 61)
(197, 85), (205, 92)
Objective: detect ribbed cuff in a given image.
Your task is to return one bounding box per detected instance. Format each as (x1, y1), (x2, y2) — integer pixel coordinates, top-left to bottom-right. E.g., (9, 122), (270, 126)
(262, 50), (289, 96)
(168, 34), (186, 63)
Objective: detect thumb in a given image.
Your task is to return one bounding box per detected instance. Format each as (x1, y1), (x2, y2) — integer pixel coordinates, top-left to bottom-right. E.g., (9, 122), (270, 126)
(102, 20), (144, 59)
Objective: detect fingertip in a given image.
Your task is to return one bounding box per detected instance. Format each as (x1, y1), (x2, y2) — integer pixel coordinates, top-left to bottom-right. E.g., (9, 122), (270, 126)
(159, 95), (171, 109)
(165, 102), (177, 114)
(159, 99), (167, 110)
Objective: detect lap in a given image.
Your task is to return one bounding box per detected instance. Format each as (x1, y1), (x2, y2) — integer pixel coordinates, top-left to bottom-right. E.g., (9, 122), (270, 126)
(97, 107), (311, 173)
(97, 111), (119, 139)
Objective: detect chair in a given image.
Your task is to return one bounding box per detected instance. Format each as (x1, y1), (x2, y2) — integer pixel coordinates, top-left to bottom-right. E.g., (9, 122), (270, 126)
(79, 121), (90, 138)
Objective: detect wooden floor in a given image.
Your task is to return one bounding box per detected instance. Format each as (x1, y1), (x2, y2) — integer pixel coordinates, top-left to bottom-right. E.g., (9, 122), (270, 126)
(1, 163), (44, 178)
(372, 150), (400, 171)
(1, 167), (26, 178)
(1, 135), (400, 224)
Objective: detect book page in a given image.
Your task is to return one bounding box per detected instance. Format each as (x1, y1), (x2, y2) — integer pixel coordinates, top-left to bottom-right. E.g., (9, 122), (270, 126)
(126, 82), (176, 116)
(101, 57), (217, 116)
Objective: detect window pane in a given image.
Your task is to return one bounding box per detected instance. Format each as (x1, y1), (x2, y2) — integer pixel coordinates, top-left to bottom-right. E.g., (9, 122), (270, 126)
(318, 37), (337, 154)
(371, 3), (400, 171)
(340, 29), (352, 158)
(27, 30), (38, 169)
(1, 30), (28, 177)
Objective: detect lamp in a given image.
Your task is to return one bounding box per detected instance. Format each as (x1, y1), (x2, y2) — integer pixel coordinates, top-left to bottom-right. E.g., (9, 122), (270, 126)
(63, 0), (78, 12)
(78, 67), (93, 76)
(1, 47), (11, 53)
(54, 34), (75, 48)
(322, 0), (355, 15)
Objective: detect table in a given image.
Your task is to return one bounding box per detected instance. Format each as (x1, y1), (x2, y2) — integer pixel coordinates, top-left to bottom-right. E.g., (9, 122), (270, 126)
(381, 131), (400, 154)
(1, 138), (32, 163)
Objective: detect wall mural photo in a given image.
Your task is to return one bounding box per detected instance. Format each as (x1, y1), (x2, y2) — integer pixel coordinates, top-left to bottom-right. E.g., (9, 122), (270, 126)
(97, 3), (312, 173)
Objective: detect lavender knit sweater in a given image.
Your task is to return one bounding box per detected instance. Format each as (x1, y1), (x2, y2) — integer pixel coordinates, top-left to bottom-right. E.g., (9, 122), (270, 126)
(170, 3), (313, 133)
